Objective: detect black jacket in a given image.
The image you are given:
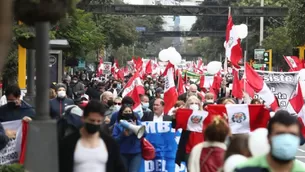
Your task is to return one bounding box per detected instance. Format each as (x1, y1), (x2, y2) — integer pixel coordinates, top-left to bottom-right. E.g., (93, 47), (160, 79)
(0, 100), (35, 122)
(59, 130), (126, 172)
(141, 111), (172, 121)
(50, 97), (74, 119)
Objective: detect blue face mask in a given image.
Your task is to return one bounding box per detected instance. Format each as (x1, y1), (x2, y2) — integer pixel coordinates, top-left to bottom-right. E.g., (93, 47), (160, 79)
(271, 133), (300, 161)
(117, 83), (121, 89)
(142, 102), (149, 109)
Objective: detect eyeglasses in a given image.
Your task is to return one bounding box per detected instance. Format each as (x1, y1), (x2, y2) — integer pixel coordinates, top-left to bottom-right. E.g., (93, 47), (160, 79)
(114, 103), (121, 105)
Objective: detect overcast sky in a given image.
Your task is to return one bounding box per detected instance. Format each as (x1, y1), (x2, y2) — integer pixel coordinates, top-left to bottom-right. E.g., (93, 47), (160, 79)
(123, 0), (197, 31)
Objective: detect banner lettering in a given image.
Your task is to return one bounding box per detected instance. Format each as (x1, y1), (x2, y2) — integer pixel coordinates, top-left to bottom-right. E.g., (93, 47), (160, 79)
(140, 122), (187, 172)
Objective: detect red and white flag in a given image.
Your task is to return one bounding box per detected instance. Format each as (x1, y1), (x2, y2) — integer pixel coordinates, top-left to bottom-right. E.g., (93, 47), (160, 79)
(245, 63), (279, 111)
(122, 71), (145, 97)
(287, 82), (305, 115)
(97, 58), (103, 77)
(0, 120), (28, 165)
(284, 56), (304, 71)
(232, 69), (243, 99)
(176, 104), (270, 134)
(225, 15), (243, 68)
(162, 62), (178, 114)
(177, 70), (186, 95)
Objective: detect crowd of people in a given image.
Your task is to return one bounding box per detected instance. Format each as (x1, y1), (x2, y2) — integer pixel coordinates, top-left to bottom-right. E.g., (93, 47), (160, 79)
(0, 70), (305, 172)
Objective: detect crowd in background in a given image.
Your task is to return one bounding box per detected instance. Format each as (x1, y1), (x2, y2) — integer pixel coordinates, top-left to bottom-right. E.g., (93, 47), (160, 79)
(0, 70), (305, 172)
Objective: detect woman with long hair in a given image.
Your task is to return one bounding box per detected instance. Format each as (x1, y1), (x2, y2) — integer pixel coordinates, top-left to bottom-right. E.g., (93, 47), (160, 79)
(112, 105), (142, 172)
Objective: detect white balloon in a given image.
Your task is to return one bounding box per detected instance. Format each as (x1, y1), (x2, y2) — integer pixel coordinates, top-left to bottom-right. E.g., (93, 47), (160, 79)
(169, 52), (182, 65)
(235, 24), (248, 39)
(248, 128), (270, 157)
(207, 61), (222, 74)
(224, 155), (248, 172)
(158, 49), (169, 62)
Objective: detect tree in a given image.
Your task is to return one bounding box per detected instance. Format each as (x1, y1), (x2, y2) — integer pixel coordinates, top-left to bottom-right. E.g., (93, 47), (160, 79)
(262, 26), (292, 70)
(194, 37), (224, 62)
(55, 9), (105, 58)
(286, 0), (305, 46)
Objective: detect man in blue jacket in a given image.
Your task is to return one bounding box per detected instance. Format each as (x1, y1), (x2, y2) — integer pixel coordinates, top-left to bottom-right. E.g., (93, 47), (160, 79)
(50, 83), (74, 119)
(0, 85), (34, 122)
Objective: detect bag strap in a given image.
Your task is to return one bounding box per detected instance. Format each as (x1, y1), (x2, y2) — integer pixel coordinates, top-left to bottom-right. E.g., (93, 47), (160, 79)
(200, 148), (214, 169)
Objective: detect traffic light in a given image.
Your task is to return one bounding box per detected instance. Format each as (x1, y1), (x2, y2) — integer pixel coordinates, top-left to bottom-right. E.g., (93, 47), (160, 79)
(264, 49), (272, 71)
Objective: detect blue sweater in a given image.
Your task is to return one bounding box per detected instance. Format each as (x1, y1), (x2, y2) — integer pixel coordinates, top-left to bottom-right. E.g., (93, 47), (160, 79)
(112, 120), (142, 154)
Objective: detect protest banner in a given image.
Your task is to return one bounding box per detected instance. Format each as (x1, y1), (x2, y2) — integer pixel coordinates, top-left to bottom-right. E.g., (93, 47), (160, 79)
(0, 120), (27, 165)
(140, 122), (187, 172)
(239, 70), (299, 108)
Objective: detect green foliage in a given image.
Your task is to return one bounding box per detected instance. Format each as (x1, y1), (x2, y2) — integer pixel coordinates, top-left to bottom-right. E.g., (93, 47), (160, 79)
(0, 164), (24, 172)
(234, 0), (289, 7)
(94, 15), (137, 49)
(55, 9), (105, 58)
(262, 26), (292, 69)
(286, 0), (305, 46)
(194, 37), (224, 61)
(13, 24), (35, 39)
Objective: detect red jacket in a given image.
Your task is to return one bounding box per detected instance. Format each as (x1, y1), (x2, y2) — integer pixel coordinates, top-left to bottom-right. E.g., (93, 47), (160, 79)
(188, 142), (226, 172)
(200, 146), (225, 172)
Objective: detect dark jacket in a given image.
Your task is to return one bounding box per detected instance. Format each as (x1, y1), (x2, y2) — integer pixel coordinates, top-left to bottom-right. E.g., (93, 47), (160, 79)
(141, 111), (172, 121)
(112, 120), (142, 154)
(171, 118), (191, 166)
(59, 130), (126, 172)
(0, 123), (8, 150)
(50, 97), (74, 119)
(0, 100), (35, 122)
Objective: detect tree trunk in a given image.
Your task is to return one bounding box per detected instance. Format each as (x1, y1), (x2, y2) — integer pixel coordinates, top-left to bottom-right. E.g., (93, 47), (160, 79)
(0, 0), (12, 74)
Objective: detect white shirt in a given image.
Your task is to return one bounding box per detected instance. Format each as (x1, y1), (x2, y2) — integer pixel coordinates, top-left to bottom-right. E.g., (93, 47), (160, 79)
(153, 113), (164, 122)
(74, 138), (108, 172)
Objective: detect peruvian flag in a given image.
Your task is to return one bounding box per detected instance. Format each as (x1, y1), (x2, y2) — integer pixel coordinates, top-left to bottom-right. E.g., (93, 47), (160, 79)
(162, 62), (178, 114)
(145, 60), (152, 74)
(232, 69), (243, 99)
(97, 58), (103, 77)
(176, 104), (270, 134)
(225, 15), (243, 68)
(245, 63), (279, 111)
(177, 70), (186, 95)
(111, 59), (119, 74)
(122, 71), (145, 97)
(284, 56), (304, 71)
(240, 78), (255, 98)
(287, 82), (305, 115)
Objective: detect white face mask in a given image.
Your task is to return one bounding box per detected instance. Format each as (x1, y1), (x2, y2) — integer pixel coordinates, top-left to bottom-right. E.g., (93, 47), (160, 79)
(206, 99), (214, 103)
(142, 102), (149, 109)
(160, 94), (164, 99)
(57, 91), (66, 98)
(190, 104), (199, 111)
(114, 105), (121, 111)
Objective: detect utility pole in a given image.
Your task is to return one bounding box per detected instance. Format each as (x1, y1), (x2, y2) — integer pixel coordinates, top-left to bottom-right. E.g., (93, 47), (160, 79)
(259, 0), (264, 47)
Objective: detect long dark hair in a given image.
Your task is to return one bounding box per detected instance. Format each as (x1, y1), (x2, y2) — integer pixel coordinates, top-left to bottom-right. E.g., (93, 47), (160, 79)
(116, 104), (137, 122)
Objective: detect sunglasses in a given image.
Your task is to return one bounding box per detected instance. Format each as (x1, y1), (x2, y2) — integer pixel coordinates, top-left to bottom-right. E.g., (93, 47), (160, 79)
(114, 102), (121, 105)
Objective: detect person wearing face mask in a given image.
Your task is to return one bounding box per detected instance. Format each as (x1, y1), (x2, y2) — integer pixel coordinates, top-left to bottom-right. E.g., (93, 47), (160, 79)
(235, 110), (305, 172)
(70, 75), (85, 100)
(112, 105), (143, 172)
(0, 85), (34, 122)
(80, 73), (89, 87)
(173, 96), (204, 168)
(100, 91), (114, 112)
(142, 98), (172, 122)
(140, 95), (151, 113)
(59, 100), (125, 172)
(50, 83), (74, 120)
